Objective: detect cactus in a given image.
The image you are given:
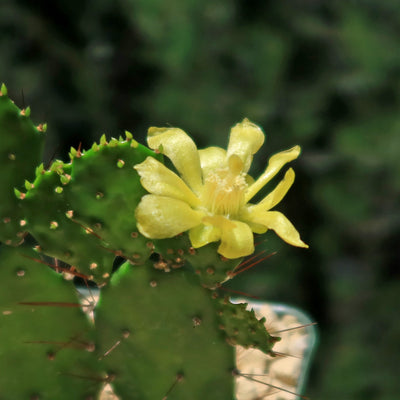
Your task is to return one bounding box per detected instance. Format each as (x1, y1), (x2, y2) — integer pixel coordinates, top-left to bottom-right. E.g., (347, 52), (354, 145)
(0, 85), (308, 399)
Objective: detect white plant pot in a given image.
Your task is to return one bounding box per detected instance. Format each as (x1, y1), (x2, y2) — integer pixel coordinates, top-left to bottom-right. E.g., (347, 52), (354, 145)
(234, 300), (318, 400)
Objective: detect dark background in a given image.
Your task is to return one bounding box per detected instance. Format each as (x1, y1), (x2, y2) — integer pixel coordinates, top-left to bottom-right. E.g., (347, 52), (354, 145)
(1, 1), (399, 398)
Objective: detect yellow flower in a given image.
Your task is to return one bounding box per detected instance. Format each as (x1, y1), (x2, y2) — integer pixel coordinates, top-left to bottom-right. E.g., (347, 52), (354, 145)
(134, 119), (308, 259)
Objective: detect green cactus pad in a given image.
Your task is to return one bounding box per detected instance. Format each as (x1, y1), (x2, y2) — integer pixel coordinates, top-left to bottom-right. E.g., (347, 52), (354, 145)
(0, 86), (44, 245)
(0, 245), (102, 399)
(20, 136), (161, 284)
(185, 243), (242, 289)
(95, 261), (235, 400)
(21, 161), (116, 284)
(67, 135), (159, 266)
(151, 233), (193, 271)
(213, 296), (280, 355)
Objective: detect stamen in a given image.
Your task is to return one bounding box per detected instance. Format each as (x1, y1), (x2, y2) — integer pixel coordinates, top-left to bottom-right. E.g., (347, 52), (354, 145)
(202, 165), (247, 217)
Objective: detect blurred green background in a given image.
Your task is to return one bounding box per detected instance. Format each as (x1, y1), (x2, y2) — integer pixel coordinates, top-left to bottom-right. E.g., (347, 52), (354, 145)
(1, 0), (399, 398)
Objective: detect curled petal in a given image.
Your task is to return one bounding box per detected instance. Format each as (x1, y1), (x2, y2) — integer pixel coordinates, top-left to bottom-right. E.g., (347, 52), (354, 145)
(203, 216), (254, 258)
(189, 223), (221, 248)
(252, 168), (295, 212)
(198, 146), (227, 179)
(245, 146), (301, 202)
(246, 209), (308, 248)
(134, 157), (200, 207)
(227, 118), (265, 173)
(135, 195), (203, 239)
(227, 154), (244, 176)
(147, 127), (203, 194)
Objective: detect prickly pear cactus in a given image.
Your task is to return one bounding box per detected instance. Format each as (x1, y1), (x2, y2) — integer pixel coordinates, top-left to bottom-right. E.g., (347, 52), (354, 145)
(0, 85), (308, 400)
(0, 84), (44, 245)
(0, 245), (102, 399)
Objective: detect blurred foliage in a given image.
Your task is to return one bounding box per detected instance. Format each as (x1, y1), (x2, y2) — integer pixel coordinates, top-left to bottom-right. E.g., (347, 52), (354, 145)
(1, 0), (399, 398)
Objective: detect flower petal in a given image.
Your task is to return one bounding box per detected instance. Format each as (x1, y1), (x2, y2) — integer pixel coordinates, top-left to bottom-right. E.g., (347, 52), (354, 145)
(227, 119), (265, 173)
(251, 168), (295, 212)
(203, 215), (254, 258)
(135, 195), (203, 239)
(198, 146), (227, 179)
(245, 146), (301, 202)
(189, 223), (221, 248)
(246, 209), (308, 248)
(147, 127), (203, 194)
(244, 220), (268, 234)
(134, 157), (200, 207)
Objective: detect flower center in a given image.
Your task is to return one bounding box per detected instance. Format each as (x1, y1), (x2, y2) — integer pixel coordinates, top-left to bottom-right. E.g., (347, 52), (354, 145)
(201, 155), (247, 217)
